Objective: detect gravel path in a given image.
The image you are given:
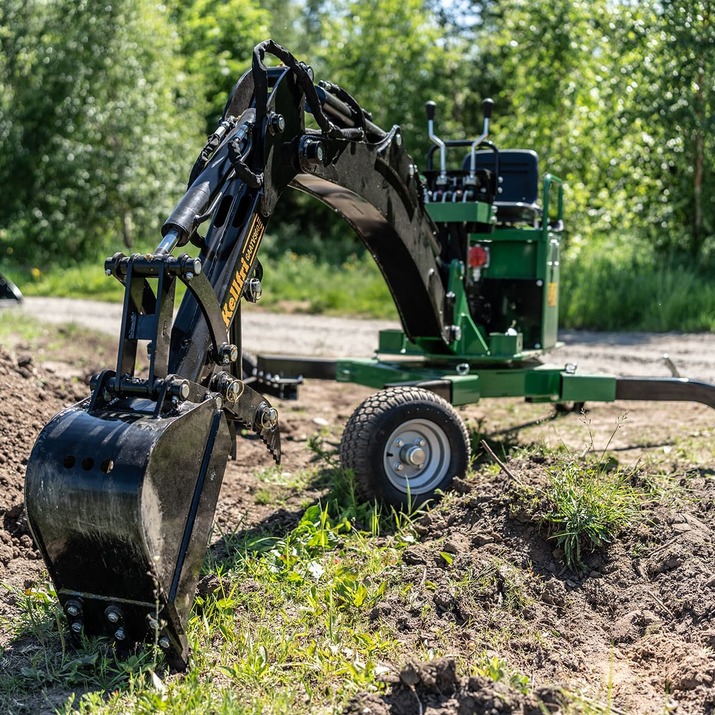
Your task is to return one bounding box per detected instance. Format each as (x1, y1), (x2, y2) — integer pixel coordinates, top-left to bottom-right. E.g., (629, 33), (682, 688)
(17, 296), (715, 381)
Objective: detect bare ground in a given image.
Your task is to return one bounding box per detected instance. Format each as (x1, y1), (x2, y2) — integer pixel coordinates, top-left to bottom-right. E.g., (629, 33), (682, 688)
(1, 305), (714, 713)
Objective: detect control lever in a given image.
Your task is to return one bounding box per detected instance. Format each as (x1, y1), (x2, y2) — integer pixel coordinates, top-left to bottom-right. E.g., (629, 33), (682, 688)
(426, 101), (447, 184)
(467, 98), (494, 184)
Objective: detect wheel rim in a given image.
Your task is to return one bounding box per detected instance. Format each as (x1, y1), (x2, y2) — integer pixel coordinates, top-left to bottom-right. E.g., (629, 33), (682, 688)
(382, 418), (452, 495)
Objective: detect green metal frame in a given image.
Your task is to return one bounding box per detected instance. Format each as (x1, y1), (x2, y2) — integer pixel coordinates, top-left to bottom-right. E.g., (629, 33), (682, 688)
(381, 173), (565, 364)
(334, 170), (596, 408)
(336, 357), (616, 407)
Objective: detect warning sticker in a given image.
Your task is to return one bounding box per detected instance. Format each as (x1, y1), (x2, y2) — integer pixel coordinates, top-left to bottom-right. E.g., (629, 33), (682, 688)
(547, 282), (558, 308)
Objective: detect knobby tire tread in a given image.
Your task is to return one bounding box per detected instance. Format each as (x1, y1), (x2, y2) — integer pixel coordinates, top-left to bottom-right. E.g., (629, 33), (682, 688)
(339, 386), (470, 507)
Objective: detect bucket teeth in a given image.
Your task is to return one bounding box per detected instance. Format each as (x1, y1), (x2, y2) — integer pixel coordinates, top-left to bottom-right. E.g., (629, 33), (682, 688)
(225, 383), (281, 463)
(25, 393), (231, 668)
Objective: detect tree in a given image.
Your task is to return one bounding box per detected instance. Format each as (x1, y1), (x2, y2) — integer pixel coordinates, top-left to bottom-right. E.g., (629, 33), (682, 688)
(0, 0), (203, 265)
(616, 0), (715, 259)
(167, 0), (272, 133)
(312, 0), (467, 156)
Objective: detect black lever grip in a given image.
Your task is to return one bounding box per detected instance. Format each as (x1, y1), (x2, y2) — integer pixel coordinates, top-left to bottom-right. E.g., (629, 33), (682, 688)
(483, 98), (494, 119)
(425, 101), (436, 121)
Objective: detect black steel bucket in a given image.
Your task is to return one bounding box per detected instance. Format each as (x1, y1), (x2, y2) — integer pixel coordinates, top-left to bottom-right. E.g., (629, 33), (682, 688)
(25, 394), (231, 667)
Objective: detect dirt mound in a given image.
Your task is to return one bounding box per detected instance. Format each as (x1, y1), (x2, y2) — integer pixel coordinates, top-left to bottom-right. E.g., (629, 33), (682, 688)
(1, 327), (714, 713)
(345, 657), (560, 714)
(343, 456), (715, 714)
(0, 346), (87, 613)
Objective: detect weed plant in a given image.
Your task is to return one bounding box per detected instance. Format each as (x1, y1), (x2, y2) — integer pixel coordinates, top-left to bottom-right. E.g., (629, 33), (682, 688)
(536, 416), (641, 570)
(542, 460), (638, 570)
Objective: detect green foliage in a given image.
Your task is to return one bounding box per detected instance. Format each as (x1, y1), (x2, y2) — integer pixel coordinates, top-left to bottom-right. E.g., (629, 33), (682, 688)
(544, 460), (638, 570)
(485, 1), (611, 177)
(167, 0), (271, 131)
(613, 0), (715, 259)
(260, 251), (397, 318)
(560, 239), (715, 331)
(475, 0), (715, 262)
(0, 0), (203, 266)
(13, 260), (125, 302)
(313, 0), (464, 156)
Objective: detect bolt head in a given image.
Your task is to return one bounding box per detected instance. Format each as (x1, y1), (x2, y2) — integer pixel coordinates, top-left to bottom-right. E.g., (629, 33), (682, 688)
(159, 636), (171, 650)
(301, 138), (324, 166)
(114, 627), (126, 641)
(269, 113), (286, 135)
(219, 343), (239, 364)
(106, 609), (120, 624)
(70, 621), (83, 634)
(65, 600), (82, 617)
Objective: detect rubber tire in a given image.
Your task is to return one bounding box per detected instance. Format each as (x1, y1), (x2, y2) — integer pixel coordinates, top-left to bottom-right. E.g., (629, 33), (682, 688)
(339, 386), (470, 510)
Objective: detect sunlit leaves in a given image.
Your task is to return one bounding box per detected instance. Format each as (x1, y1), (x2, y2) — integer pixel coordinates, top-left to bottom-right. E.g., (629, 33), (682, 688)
(0, 0), (203, 264)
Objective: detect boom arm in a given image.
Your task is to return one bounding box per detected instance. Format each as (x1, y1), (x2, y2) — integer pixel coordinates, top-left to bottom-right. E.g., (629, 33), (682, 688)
(168, 40), (450, 393)
(24, 41), (454, 670)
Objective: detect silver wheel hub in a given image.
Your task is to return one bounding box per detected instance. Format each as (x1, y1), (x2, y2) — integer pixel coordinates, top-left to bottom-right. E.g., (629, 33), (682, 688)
(401, 445), (426, 466)
(383, 418), (451, 495)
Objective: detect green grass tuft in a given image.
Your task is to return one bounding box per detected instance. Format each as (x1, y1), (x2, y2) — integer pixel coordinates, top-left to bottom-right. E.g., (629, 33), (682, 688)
(542, 460), (638, 570)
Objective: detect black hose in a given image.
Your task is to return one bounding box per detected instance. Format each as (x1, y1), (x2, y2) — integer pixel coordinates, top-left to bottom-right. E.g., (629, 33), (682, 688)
(252, 40), (364, 142)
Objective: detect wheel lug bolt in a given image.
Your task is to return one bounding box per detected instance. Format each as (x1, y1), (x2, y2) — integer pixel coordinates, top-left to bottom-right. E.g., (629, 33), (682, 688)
(395, 439), (404, 447)
(70, 621), (83, 634)
(159, 636), (171, 650)
(114, 627), (126, 641)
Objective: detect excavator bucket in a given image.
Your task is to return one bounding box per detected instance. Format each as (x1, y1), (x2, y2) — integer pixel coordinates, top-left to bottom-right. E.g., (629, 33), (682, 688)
(25, 392), (231, 668)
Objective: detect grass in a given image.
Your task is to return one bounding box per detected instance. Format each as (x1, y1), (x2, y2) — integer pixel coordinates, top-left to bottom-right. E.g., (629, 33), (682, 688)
(506, 415), (645, 571)
(7, 262), (125, 303)
(0, 444), (540, 714)
(0, 468), (418, 715)
(7, 249), (398, 320)
(542, 460), (639, 570)
(258, 252), (396, 319)
(0, 311), (115, 377)
(7, 229), (714, 330)
(560, 240), (715, 332)
(2, 410), (711, 713)
(0, 306), (48, 344)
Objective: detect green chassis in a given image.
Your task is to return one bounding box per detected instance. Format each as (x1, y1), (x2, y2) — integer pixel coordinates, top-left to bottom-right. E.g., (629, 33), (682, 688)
(336, 352), (616, 408)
